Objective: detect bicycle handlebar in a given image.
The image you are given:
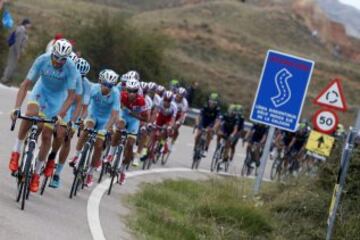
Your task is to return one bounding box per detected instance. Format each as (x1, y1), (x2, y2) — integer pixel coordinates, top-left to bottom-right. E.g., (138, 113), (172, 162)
(10, 113), (57, 131)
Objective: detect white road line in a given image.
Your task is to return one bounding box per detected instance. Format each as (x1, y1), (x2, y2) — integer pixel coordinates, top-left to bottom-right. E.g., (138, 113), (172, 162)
(87, 167), (271, 240)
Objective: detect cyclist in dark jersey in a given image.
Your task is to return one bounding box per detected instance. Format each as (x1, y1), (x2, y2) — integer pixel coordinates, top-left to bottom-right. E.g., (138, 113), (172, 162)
(244, 123), (268, 168)
(285, 123), (309, 172)
(230, 104), (245, 161)
(194, 93), (221, 152)
(216, 104), (239, 162)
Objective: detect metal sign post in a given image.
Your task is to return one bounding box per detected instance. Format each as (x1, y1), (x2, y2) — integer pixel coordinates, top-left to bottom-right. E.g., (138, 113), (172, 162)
(326, 109), (360, 240)
(254, 126), (275, 194)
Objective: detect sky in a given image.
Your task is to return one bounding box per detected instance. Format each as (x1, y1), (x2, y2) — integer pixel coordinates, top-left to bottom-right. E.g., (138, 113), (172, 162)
(339, 0), (360, 10)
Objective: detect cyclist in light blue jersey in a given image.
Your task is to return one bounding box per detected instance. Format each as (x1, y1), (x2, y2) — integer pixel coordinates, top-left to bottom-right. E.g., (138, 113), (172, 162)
(9, 39), (77, 193)
(70, 69), (120, 187)
(49, 57), (92, 188)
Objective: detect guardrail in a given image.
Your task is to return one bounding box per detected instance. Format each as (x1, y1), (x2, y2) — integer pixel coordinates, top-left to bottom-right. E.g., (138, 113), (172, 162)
(185, 107), (253, 130)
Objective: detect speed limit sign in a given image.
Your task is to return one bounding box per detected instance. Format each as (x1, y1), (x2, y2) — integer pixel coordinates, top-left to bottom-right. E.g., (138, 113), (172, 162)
(312, 109), (339, 134)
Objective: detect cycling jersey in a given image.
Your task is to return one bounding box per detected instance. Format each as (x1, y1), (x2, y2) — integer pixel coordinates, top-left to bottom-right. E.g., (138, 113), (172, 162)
(237, 114), (245, 132)
(27, 53), (77, 118)
(153, 93), (161, 107)
(86, 83), (120, 131)
(144, 95), (153, 111)
(199, 104), (220, 129)
(291, 130), (309, 151)
(64, 72), (83, 122)
(120, 91), (146, 135)
(220, 113), (239, 136)
(250, 124), (268, 143)
(155, 99), (177, 126)
(174, 98), (189, 121)
(281, 131), (295, 147)
(82, 77), (92, 106)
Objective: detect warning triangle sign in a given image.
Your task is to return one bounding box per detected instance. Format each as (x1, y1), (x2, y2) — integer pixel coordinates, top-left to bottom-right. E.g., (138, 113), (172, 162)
(314, 78), (347, 111)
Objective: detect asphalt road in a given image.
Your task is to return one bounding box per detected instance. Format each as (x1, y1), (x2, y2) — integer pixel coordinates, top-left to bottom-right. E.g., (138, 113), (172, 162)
(0, 84), (272, 240)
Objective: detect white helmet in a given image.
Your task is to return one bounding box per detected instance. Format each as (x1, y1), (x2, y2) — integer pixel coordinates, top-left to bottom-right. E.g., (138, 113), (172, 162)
(157, 85), (165, 93)
(76, 58), (90, 76)
(52, 39), (73, 58)
(99, 69), (119, 86)
(163, 90), (173, 101)
(127, 70), (140, 81)
(120, 73), (129, 83)
(68, 52), (78, 63)
(177, 87), (187, 97)
(140, 81), (148, 90)
(126, 78), (140, 91)
(148, 82), (157, 91)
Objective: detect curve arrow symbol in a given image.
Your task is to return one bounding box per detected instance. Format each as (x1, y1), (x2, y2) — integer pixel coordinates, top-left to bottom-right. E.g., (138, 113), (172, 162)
(271, 68), (293, 108)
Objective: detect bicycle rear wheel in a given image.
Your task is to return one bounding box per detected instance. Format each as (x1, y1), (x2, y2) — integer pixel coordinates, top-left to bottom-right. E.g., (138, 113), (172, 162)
(210, 150), (219, 172)
(108, 146), (123, 195)
(21, 152), (33, 210)
(69, 144), (89, 199)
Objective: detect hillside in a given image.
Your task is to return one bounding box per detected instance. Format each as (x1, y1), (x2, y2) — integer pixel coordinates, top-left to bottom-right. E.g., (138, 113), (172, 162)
(3, 0), (360, 122)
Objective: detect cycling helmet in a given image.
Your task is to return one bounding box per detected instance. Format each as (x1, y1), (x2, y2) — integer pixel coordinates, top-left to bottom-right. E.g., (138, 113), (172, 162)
(228, 104), (237, 114)
(157, 85), (165, 94)
(170, 79), (179, 87)
(69, 52), (78, 63)
(148, 82), (157, 91)
(297, 123), (306, 131)
(76, 58), (90, 76)
(209, 92), (219, 101)
(163, 91), (173, 101)
(126, 78), (140, 91)
(177, 87), (187, 97)
(127, 70), (140, 81)
(99, 69), (119, 86)
(52, 39), (73, 58)
(235, 104), (243, 114)
(120, 73), (129, 82)
(140, 81), (148, 90)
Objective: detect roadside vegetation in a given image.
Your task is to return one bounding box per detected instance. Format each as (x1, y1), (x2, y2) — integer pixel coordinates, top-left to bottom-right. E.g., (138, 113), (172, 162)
(128, 144), (360, 240)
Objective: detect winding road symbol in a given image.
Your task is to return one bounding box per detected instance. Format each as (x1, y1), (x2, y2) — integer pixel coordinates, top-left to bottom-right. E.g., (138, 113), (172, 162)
(271, 68), (293, 108)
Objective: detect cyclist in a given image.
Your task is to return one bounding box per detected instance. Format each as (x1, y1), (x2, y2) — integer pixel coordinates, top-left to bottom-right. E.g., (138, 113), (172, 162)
(216, 104), (239, 163)
(148, 90), (178, 159)
(171, 87), (189, 151)
(244, 122), (268, 172)
(69, 69), (120, 187)
(49, 58), (92, 188)
(9, 39), (77, 193)
(285, 123), (309, 173)
(106, 78), (147, 184)
(229, 104), (245, 161)
(194, 93), (221, 154)
(133, 82), (153, 166)
(169, 79), (180, 93)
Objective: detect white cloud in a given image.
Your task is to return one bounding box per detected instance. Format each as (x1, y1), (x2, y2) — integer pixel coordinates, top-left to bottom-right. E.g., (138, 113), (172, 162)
(339, 0), (360, 10)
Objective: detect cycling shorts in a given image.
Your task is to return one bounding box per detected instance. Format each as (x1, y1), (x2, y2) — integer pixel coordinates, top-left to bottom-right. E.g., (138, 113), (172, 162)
(28, 83), (67, 119)
(119, 110), (140, 137)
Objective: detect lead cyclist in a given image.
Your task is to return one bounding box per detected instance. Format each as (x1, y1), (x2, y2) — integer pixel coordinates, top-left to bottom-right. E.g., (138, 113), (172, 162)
(9, 39), (77, 193)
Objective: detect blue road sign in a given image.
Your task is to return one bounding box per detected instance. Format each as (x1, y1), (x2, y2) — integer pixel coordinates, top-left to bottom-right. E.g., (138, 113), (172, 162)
(250, 50), (315, 132)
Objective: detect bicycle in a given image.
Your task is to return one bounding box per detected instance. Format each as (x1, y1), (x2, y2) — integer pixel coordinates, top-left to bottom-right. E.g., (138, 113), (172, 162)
(108, 130), (127, 195)
(98, 133), (112, 184)
(192, 128), (207, 170)
(210, 138), (225, 172)
(241, 142), (262, 177)
(270, 146), (285, 181)
(142, 125), (165, 170)
(10, 112), (56, 210)
(69, 128), (99, 199)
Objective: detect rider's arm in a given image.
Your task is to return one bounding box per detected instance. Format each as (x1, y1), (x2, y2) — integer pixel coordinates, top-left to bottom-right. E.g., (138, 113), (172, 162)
(231, 125), (238, 137)
(288, 137), (296, 149)
(105, 110), (119, 131)
(14, 79), (32, 109)
(71, 94), (82, 122)
(58, 90), (76, 118)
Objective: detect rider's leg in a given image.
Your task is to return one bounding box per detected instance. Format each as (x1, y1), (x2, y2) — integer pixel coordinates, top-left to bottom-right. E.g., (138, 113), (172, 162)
(44, 125), (66, 177)
(85, 136), (104, 187)
(205, 126), (213, 150)
(36, 126), (54, 174)
(69, 121), (93, 166)
(107, 119), (124, 162)
(119, 135), (136, 184)
(9, 103), (39, 172)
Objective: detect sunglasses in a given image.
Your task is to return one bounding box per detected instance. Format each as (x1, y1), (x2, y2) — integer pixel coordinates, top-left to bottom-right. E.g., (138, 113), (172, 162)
(101, 82), (114, 89)
(52, 54), (67, 63)
(127, 89), (138, 94)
